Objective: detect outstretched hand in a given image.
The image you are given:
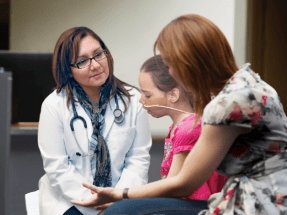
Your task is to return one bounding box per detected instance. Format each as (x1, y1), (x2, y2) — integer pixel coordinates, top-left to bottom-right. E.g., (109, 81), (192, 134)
(70, 182), (123, 208)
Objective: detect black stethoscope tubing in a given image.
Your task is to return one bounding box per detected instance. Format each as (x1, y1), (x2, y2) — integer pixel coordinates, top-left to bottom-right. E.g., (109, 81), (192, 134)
(70, 93), (124, 157)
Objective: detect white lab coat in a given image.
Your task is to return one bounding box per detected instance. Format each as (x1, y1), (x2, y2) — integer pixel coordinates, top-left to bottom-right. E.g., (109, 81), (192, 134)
(38, 87), (152, 215)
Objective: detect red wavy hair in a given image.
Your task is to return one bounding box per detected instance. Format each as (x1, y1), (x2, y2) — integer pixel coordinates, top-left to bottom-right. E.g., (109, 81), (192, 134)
(155, 14), (238, 120)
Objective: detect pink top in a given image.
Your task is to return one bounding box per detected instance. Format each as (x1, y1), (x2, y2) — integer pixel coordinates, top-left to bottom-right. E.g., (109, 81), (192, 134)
(161, 114), (227, 200)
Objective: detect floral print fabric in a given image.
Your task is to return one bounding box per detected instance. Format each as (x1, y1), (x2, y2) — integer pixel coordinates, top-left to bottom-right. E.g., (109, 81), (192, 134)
(199, 64), (287, 214)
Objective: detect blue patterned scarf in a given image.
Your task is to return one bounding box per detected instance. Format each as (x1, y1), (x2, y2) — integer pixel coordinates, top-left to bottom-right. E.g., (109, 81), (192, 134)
(72, 80), (112, 187)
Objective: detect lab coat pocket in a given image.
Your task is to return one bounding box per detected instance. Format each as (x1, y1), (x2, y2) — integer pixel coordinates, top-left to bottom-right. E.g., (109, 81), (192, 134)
(107, 127), (136, 156)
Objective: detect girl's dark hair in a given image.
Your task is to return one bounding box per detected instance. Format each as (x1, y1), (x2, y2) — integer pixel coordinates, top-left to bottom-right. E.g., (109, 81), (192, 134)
(140, 55), (178, 92)
(141, 55), (194, 107)
(52, 26), (135, 112)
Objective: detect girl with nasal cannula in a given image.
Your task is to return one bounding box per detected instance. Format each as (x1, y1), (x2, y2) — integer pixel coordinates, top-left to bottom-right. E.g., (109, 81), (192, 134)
(72, 15), (287, 215)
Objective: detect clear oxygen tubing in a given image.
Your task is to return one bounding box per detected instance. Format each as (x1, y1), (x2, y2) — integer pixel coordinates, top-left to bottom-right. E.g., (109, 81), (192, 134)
(143, 104), (195, 115)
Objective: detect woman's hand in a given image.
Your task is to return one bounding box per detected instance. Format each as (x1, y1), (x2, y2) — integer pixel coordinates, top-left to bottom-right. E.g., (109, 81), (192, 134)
(70, 182), (123, 207)
(96, 203), (114, 215)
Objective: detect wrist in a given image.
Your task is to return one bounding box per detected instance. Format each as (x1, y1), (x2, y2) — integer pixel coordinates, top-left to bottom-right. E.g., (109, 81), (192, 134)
(114, 188), (124, 201)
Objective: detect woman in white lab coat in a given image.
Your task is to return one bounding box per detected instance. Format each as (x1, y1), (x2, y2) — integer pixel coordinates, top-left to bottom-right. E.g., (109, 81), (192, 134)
(37, 27), (152, 215)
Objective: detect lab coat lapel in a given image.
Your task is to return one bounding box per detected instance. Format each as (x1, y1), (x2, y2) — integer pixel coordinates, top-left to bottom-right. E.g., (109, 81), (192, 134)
(102, 96), (116, 139)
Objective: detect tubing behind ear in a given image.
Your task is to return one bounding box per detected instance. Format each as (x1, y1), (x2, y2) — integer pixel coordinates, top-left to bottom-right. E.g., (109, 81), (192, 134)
(113, 108), (124, 124)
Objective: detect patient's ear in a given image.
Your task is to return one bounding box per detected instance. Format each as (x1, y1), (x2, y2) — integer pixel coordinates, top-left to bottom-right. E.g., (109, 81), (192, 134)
(167, 88), (180, 104)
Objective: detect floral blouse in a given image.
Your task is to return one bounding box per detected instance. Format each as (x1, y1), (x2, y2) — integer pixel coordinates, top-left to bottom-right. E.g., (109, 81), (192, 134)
(199, 64), (287, 215)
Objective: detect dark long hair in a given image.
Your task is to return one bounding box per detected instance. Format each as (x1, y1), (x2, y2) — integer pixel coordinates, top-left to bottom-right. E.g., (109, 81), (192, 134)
(52, 26), (135, 112)
(141, 55), (178, 92)
(141, 55), (194, 107)
(155, 14), (238, 118)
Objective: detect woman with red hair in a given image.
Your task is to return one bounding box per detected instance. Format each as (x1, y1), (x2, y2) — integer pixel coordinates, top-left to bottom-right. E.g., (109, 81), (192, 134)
(72, 15), (287, 215)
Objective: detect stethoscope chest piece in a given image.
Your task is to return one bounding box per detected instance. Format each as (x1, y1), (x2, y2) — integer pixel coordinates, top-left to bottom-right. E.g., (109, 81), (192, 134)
(113, 93), (124, 124)
(113, 108), (124, 124)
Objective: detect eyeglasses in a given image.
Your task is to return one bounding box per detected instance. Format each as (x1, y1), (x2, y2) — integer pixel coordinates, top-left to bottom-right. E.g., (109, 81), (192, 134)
(70, 50), (108, 69)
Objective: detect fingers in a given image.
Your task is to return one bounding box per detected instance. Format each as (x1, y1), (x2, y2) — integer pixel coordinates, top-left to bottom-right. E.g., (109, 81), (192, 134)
(71, 183), (117, 208)
(82, 182), (100, 193)
(70, 195), (97, 207)
(71, 183), (102, 207)
(70, 199), (85, 206)
(94, 202), (113, 210)
(70, 199), (93, 207)
(98, 210), (105, 215)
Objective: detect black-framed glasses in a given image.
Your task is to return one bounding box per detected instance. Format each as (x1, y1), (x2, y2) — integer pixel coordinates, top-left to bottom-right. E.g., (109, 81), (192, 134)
(70, 50), (108, 69)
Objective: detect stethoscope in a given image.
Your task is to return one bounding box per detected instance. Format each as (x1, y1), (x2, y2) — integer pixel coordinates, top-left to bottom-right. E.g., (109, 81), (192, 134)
(70, 93), (124, 157)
